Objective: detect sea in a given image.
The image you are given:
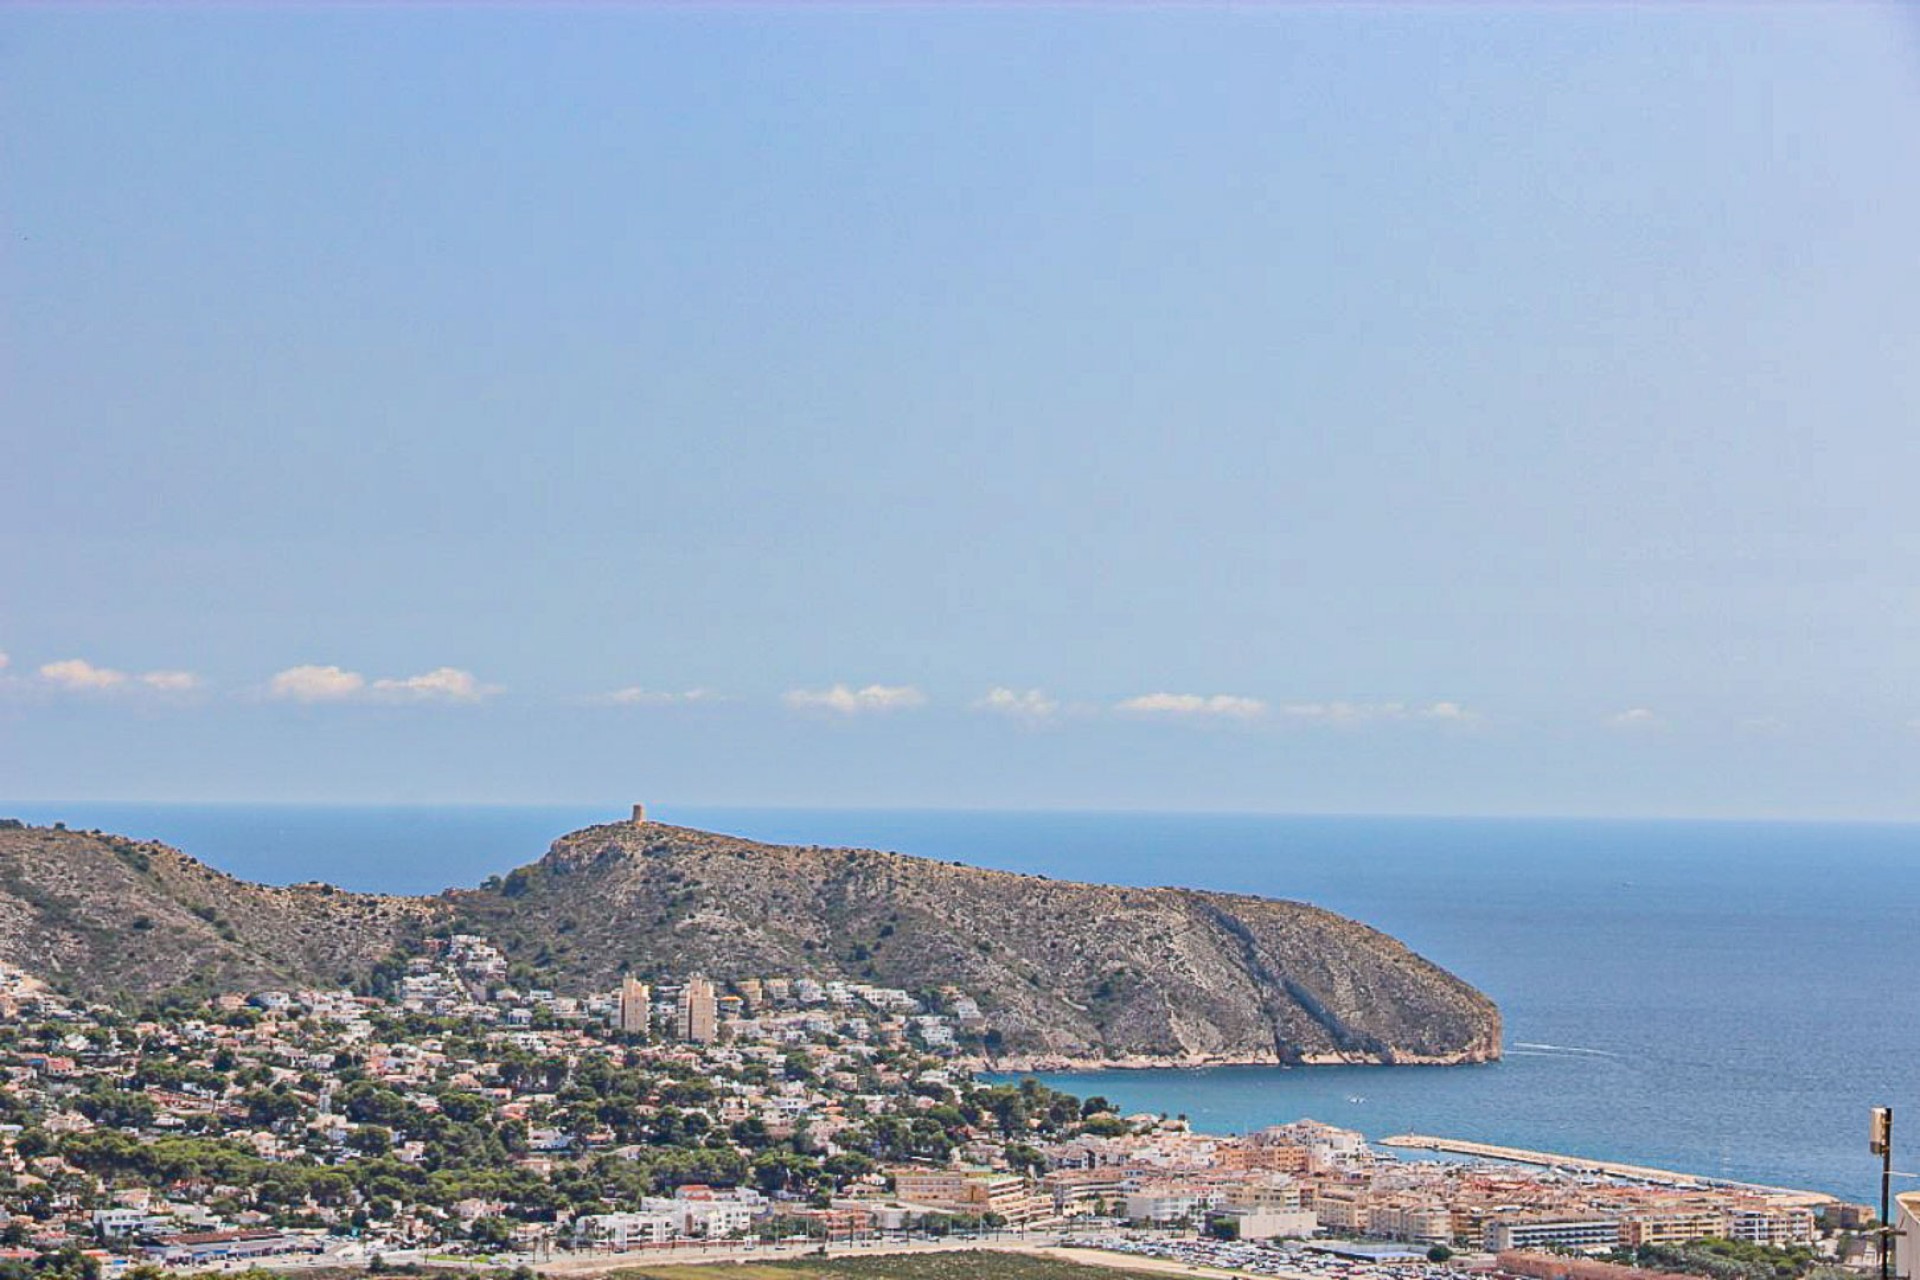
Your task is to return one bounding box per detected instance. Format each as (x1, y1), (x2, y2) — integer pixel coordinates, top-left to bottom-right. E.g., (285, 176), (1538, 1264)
(5, 802), (1916, 1204)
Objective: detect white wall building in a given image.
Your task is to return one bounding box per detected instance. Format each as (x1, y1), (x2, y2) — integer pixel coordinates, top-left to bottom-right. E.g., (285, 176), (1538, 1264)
(1894, 1191), (1920, 1280)
(574, 1212), (676, 1249)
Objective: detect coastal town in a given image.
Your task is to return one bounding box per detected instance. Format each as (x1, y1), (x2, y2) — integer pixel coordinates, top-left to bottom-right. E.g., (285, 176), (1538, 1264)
(0, 931), (1889, 1280)
(13, 3), (1916, 1279)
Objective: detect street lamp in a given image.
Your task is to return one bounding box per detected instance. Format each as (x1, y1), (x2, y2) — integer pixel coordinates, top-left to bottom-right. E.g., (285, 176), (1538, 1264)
(1873, 1107), (1893, 1280)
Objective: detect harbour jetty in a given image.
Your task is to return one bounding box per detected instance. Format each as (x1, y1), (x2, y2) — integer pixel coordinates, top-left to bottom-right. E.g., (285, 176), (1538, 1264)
(1380, 1134), (1836, 1206)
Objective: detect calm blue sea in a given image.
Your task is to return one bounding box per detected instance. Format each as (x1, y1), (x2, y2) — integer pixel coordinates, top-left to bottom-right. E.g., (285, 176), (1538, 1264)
(5, 802), (1915, 1203)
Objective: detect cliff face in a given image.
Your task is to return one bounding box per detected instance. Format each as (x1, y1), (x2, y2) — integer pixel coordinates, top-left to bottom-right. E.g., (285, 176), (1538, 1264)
(0, 819), (1500, 1066)
(448, 822), (1502, 1065)
(0, 825), (431, 1004)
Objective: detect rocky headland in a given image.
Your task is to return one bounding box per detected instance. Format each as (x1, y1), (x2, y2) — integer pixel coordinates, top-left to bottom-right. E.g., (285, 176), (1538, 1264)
(0, 816), (1500, 1066)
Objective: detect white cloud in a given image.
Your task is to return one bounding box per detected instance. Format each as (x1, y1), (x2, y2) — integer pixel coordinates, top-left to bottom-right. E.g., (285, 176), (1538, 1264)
(784, 683), (928, 715)
(975, 687), (1060, 723)
(369, 667), (498, 702)
(1605, 707), (1661, 730)
(1116, 692), (1268, 720)
(269, 664), (367, 703)
(268, 664), (498, 704)
(39, 658), (130, 691)
(0, 652), (8, 672)
(1107, 694), (1478, 727)
(26, 657), (202, 696)
(601, 687), (721, 706)
(1279, 700), (1482, 726)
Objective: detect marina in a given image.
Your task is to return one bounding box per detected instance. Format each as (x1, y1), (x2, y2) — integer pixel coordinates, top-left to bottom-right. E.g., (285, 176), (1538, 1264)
(1378, 1136), (1838, 1206)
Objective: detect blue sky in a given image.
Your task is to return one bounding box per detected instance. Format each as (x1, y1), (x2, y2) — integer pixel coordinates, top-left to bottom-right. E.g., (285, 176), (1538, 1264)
(4, 5), (1920, 816)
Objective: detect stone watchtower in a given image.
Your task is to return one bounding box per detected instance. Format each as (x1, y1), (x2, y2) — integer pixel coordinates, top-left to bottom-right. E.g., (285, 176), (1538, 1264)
(631, 803), (648, 825)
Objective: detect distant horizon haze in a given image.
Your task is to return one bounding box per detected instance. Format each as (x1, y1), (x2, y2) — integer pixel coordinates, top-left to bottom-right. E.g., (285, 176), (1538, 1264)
(15, 797), (1920, 827)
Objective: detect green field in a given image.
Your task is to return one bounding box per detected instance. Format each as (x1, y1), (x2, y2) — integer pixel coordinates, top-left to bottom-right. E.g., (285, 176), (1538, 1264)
(601, 1249), (1167, 1280)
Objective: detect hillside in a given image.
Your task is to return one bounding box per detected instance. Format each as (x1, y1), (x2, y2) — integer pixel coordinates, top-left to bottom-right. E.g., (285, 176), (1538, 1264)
(446, 821), (1501, 1066)
(0, 817), (1499, 1065)
(0, 822), (431, 1004)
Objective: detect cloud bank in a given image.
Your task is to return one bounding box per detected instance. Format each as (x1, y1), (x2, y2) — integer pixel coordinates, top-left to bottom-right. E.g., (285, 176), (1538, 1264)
(268, 664), (497, 704)
(784, 683), (927, 715)
(39, 658), (128, 691)
(975, 687), (1060, 723)
(268, 665), (366, 702)
(36, 658), (201, 694)
(370, 667), (497, 702)
(1278, 700), (1480, 726)
(1109, 693), (1481, 727)
(601, 687), (722, 706)
(1115, 692), (1268, 720)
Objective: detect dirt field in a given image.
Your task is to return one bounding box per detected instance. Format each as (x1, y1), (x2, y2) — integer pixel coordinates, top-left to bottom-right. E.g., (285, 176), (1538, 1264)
(593, 1248), (1182, 1280)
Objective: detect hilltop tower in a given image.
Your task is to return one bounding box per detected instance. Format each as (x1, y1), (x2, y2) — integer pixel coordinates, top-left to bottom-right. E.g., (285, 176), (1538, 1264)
(631, 802), (647, 825)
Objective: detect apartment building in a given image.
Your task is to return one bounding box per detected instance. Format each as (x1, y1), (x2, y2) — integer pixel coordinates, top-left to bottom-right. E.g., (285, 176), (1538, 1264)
(891, 1168), (1044, 1224)
(676, 976), (717, 1044)
(1368, 1200), (1454, 1244)
(1727, 1205), (1815, 1246)
(617, 976), (651, 1035)
(1619, 1209), (1730, 1247)
(1314, 1184), (1370, 1233)
(1486, 1217), (1621, 1252)
(573, 1212), (675, 1249)
(1042, 1168), (1130, 1217)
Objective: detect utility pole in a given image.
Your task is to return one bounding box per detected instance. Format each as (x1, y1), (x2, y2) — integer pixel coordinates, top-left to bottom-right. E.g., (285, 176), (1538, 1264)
(1873, 1107), (1894, 1280)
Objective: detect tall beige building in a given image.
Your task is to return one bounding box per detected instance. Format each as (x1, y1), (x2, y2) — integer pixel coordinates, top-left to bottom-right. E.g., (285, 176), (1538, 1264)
(1895, 1190), (1920, 1280)
(676, 975), (718, 1043)
(617, 975), (651, 1035)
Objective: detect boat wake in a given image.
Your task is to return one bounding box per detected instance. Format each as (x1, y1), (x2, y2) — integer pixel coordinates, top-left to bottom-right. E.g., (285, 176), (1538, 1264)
(1510, 1041), (1621, 1059)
